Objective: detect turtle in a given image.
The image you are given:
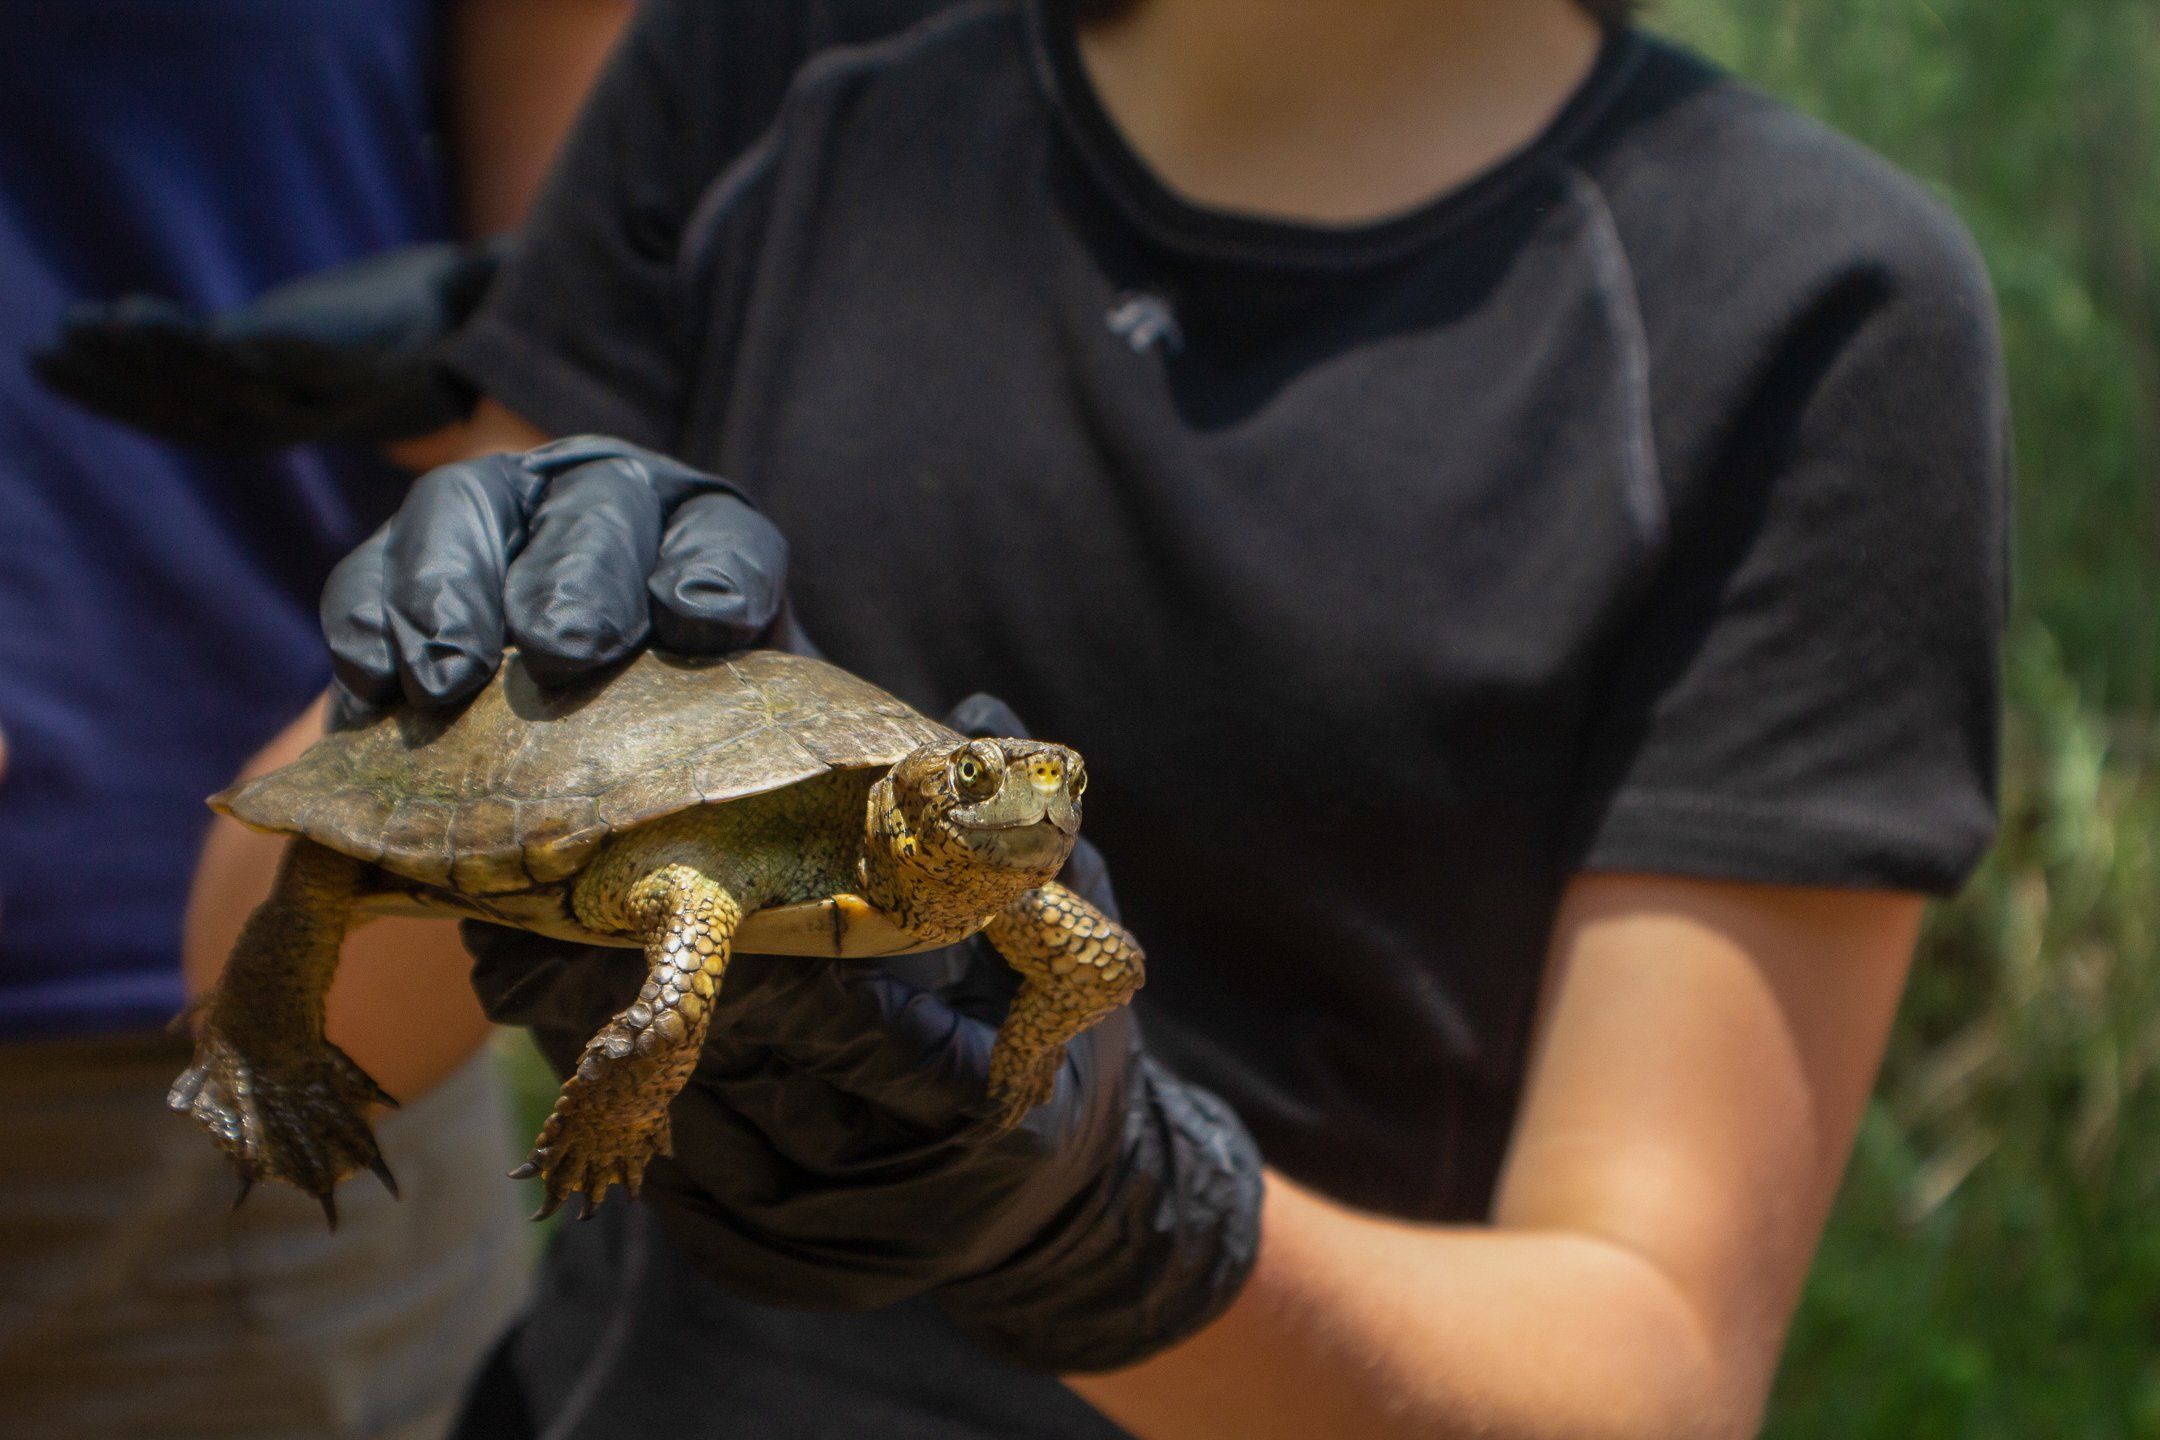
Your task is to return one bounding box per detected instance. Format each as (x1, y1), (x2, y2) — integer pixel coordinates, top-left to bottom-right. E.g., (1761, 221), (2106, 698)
(170, 647), (1142, 1223)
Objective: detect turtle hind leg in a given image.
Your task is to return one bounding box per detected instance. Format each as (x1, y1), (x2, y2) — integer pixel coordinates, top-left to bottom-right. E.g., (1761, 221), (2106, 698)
(980, 882), (1145, 1134)
(519, 861), (741, 1221)
(168, 839), (396, 1224)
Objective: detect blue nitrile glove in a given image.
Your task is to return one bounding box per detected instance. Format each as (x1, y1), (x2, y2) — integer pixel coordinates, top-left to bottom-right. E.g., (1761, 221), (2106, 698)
(465, 694), (1264, 1374)
(32, 236), (510, 448)
(319, 437), (790, 717)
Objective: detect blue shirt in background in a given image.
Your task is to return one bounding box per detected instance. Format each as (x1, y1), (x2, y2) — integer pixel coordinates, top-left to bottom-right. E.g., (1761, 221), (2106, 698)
(0, 0), (452, 1038)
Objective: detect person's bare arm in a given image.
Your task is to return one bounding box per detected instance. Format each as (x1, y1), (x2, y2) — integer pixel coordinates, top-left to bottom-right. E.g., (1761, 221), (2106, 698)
(386, 395), (551, 472)
(376, 0), (628, 470)
(1070, 874), (1923, 1440)
(449, 0), (635, 237)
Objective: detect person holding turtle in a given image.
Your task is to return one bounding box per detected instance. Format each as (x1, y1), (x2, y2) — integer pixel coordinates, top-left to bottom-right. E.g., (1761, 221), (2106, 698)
(46, 0), (2006, 1434)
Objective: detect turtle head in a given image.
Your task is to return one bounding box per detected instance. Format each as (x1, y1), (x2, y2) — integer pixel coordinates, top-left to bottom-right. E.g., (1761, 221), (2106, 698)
(934, 737), (1085, 872)
(903, 737), (1083, 874)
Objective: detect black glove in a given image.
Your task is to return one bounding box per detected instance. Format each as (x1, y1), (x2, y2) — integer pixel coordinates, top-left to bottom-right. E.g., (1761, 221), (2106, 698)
(321, 436), (789, 716)
(32, 236), (509, 448)
(469, 695), (1264, 1374)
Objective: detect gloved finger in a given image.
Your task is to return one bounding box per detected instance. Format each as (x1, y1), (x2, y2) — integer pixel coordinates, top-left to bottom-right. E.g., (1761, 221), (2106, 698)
(636, 1102), (945, 1312)
(325, 680), (379, 733)
(717, 956), (1007, 1128)
(219, 332), (377, 397)
(32, 348), (224, 444)
(648, 492), (788, 654)
(512, 436), (784, 656)
(34, 308), (249, 426)
(320, 526), (402, 712)
(220, 240), (479, 352)
(502, 458), (664, 684)
(203, 334), (475, 444)
(35, 335), (332, 448)
(67, 293), (207, 345)
(59, 297), (255, 397)
(380, 452), (548, 706)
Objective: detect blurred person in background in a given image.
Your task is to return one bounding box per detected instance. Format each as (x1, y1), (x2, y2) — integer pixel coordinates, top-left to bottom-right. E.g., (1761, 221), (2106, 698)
(56, 0), (2009, 1436)
(0, 1), (628, 1436)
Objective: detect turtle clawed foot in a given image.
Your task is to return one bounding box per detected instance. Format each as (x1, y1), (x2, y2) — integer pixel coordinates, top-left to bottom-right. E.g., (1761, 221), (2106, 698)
(169, 1028), (398, 1225)
(514, 1100), (671, 1223)
(983, 1048), (1062, 1136)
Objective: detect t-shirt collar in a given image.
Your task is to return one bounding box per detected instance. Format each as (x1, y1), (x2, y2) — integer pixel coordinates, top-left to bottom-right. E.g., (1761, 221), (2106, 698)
(1023, 0), (1646, 270)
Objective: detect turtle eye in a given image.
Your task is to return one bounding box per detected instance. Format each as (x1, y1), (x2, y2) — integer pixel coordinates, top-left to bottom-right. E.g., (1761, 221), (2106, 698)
(952, 747), (1001, 801)
(1070, 762), (1087, 798)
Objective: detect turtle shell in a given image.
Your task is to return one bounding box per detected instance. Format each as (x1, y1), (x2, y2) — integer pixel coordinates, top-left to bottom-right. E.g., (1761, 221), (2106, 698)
(212, 649), (957, 895)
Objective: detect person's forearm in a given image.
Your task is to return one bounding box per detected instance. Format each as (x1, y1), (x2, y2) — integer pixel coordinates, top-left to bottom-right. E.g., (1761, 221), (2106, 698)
(1071, 1172), (1761, 1440)
(450, 0), (635, 236)
(384, 394), (551, 473)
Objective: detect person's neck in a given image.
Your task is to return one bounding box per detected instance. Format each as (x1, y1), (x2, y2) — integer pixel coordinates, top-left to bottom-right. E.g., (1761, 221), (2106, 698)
(1073, 0), (1605, 225)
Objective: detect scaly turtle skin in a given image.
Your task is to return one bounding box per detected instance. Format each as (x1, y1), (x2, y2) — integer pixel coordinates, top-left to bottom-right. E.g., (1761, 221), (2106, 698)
(170, 649), (1142, 1223)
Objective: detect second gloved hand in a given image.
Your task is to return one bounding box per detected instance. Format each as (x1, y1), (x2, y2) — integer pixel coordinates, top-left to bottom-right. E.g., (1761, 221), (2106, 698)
(33, 237), (511, 448)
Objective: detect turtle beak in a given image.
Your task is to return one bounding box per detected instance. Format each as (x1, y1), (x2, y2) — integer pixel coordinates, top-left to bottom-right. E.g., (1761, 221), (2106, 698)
(974, 820), (1074, 872)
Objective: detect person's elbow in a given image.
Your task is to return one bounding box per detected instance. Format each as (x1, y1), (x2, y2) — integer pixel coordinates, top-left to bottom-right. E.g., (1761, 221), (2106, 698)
(1551, 1230), (1777, 1440)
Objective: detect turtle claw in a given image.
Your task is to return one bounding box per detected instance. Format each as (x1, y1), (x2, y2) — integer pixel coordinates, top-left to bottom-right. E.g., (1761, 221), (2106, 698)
(983, 1050), (1061, 1136)
(169, 1026), (396, 1223)
(514, 1108), (671, 1224)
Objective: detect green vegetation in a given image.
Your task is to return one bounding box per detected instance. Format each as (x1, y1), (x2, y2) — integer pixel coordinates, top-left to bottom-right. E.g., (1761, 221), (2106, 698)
(1652, 2), (2160, 1432)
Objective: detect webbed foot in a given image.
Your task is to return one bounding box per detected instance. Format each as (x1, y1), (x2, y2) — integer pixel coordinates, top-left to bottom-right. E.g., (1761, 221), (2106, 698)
(168, 1027), (398, 1226)
(513, 1044), (677, 1222)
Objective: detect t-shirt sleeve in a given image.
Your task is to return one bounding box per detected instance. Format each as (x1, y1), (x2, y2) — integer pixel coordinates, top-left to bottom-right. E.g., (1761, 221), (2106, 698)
(445, 0), (945, 449)
(1570, 219), (2009, 896)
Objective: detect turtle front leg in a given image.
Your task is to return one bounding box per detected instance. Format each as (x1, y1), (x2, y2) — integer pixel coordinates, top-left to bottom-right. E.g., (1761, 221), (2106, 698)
(168, 839), (396, 1225)
(517, 862), (740, 1220)
(981, 881), (1145, 1133)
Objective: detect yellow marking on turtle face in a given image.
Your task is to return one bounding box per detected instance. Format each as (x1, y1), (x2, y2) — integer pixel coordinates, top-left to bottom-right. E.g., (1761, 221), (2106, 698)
(1028, 757), (1065, 794)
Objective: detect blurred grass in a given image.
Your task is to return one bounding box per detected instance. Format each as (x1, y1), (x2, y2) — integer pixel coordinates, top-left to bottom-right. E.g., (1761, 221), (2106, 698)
(1651, 2), (2160, 1433)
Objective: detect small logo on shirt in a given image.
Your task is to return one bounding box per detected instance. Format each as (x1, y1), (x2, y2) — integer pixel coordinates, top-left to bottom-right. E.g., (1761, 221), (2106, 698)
(1106, 291), (1183, 356)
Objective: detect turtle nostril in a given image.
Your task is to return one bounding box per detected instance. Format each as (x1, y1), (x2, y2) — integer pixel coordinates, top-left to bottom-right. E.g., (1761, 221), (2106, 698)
(1028, 758), (1064, 794)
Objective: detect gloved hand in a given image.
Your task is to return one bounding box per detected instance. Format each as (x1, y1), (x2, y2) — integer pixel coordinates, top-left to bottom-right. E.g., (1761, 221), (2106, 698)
(320, 436), (789, 717)
(32, 236), (510, 448)
(468, 694), (1264, 1374)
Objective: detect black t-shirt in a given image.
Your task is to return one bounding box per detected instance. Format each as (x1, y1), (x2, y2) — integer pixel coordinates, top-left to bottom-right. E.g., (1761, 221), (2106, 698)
(450, 0), (2005, 1431)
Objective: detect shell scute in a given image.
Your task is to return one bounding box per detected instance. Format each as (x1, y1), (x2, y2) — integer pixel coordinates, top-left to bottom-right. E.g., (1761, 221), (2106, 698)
(515, 797), (609, 885)
(593, 762), (699, 831)
(298, 789), (397, 865)
(378, 798), (458, 886)
(691, 728), (826, 805)
(448, 796), (532, 893)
